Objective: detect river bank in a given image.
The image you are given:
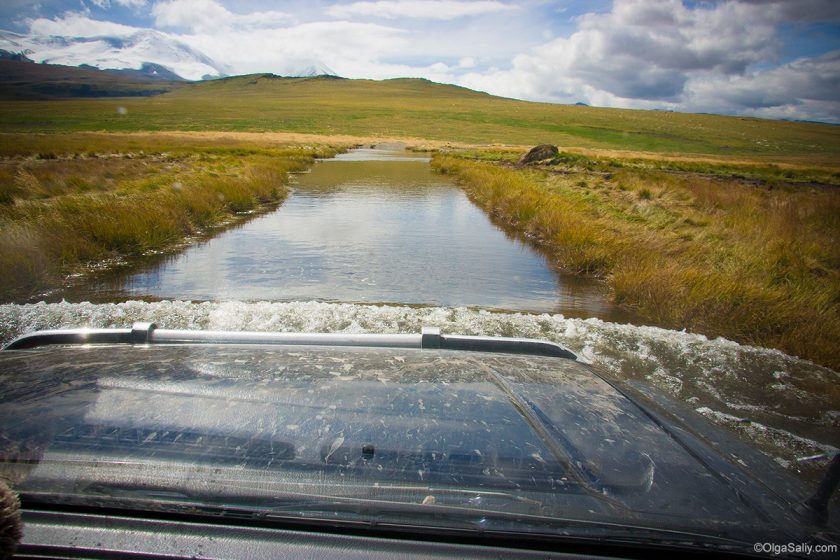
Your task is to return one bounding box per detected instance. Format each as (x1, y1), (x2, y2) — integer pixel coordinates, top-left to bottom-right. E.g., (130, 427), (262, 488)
(432, 149), (840, 372)
(0, 133), (346, 301)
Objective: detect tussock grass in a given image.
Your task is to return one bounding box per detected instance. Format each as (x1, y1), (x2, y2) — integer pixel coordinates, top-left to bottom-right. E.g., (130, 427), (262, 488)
(434, 152), (840, 370)
(0, 134), (345, 301)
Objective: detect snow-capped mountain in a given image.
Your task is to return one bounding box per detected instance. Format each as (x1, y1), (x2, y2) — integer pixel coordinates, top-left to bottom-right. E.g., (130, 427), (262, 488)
(0, 29), (226, 81)
(0, 28), (339, 81)
(292, 61), (337, 78)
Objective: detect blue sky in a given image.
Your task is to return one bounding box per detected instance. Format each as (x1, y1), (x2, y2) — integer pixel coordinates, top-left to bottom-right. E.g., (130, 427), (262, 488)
(1, 1), (839, 122)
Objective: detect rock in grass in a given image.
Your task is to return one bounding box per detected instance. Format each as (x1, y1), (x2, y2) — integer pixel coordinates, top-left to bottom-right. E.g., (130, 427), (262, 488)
(519, 144), (559, 164)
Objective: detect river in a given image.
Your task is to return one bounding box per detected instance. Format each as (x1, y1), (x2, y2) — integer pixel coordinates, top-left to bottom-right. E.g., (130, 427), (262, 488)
(58, 146), (620, 318)
(1, 146), (837, 483)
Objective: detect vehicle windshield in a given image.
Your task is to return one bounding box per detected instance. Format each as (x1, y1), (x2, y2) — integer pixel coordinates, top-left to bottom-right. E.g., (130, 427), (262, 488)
(0, 344), (792, 547)
(0, 0), (839, 556)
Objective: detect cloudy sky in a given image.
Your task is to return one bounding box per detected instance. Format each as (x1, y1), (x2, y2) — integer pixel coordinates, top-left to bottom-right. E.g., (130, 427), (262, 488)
(2, 0), (839, 122)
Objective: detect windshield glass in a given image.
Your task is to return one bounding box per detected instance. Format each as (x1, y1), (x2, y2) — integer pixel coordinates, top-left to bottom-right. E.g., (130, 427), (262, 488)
(0, 0), (839, 556)
(0, 345), (783, 545)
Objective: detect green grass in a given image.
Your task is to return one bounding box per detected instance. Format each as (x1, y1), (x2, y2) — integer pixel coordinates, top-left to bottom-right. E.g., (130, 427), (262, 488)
(0, 75), (838, 166)
(433, 151), (840, 371)
(0, 134), (346, 301)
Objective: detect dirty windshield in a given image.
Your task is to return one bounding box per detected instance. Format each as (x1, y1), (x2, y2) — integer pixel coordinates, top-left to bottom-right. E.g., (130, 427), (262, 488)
(0, 0), (839, 552)
(0, 344), (801, 546)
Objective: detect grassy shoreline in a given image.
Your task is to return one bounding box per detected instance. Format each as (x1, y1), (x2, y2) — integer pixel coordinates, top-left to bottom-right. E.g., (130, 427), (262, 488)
(433, 150), (840, 371)
(0, 133), (346, 301)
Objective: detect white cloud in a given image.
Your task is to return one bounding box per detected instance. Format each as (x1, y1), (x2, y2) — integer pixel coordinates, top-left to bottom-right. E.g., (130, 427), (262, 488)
(457, 56), (475, 69)
(86, 0), (148, 9)
(326, 0), (517, 20)
(116, 0), (148, 7)
(14, 12), (225, 80)
(682, 50), (840, 120)
(28, 11), (142, 36)
(151, 0), (290, 33)
(456, 0), (840, 121)
(178, 20), (407, 77)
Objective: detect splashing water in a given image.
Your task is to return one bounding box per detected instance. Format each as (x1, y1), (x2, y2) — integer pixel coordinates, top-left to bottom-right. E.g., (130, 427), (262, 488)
(1, 300), (837, 481)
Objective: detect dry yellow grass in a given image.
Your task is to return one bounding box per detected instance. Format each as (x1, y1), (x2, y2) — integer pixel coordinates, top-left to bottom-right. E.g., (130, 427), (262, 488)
(434, 152), (840, 370)
(0, 135), (345, 301)
(0, 131), (469, 159)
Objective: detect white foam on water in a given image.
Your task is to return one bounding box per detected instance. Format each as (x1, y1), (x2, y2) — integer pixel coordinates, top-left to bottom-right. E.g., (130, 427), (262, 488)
(2, 300), (838, 474)
(695, 407), (838, 473)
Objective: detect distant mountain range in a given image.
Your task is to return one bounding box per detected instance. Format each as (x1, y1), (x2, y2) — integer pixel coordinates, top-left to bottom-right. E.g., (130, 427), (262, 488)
(0, 56), (184, 99)
(0, 28), (335, 81)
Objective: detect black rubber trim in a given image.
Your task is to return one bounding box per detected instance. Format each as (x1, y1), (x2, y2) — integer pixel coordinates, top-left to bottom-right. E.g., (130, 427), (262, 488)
(17, 498), (765, 560)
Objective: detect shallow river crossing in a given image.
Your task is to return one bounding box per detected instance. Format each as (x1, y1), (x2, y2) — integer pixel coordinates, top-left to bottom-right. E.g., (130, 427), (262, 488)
(1, 146), (837, 482)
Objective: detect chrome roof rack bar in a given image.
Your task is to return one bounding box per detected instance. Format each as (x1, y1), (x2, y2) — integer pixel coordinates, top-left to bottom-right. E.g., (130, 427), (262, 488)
(3, 322), (577, 360)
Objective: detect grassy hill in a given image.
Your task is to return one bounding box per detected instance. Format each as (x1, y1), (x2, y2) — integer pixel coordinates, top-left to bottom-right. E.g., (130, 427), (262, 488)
(0, 71), (837, 166)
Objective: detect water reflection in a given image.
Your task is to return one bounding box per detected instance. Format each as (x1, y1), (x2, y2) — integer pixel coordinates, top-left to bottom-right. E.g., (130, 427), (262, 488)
(71, 148), (618, 317)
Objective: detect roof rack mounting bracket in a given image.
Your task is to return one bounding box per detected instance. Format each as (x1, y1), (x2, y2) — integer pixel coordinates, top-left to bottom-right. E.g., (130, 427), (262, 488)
(131, 322), (157, 345)
(421, 326), (441, 349)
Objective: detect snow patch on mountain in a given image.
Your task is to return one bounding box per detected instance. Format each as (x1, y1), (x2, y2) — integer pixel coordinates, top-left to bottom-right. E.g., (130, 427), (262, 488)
(281, 60), (337, 78)
(0, 28), (227, 81)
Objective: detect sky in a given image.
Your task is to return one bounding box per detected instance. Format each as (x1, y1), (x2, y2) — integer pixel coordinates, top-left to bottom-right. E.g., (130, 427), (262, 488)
(1, 0), (839, 122)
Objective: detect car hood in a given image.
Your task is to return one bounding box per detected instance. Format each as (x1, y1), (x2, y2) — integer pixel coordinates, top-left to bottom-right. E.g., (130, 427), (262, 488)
(0, 344), (829, 547)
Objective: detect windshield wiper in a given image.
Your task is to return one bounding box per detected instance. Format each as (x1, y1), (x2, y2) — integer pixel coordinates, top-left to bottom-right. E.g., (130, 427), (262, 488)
(76, 478), (546, 512)
(23, 486), (764, 558)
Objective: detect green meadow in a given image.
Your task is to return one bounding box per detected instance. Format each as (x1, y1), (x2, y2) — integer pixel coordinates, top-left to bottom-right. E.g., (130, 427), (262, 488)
(1, 73), (839, 369)
(1, 75), (839, 165)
